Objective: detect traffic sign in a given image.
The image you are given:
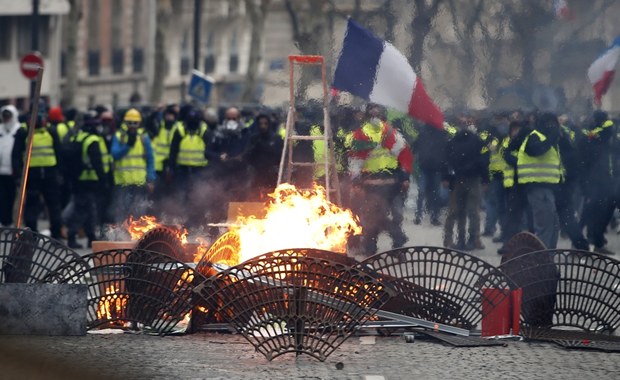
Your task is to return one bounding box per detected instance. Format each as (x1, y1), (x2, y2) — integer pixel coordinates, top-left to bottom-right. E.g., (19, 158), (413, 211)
(188, 70), (214, 103)
(20, 52), (44, 80)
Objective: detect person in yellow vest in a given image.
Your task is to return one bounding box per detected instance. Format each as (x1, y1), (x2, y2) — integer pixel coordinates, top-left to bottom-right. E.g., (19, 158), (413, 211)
(11, 113), (63, 239)
(348, 103), (413, 256)
(482, 113), (510, 239)
(110, 108), (155, 222)
(152, 105), (180, 203)
(48, 106), (70, 141)
(579, 111), (616, 255)
(168, 108), (210, 226)
(516, 112), (562, 249)
(63, 113), (110, 248)
(497, 120), (531, 254)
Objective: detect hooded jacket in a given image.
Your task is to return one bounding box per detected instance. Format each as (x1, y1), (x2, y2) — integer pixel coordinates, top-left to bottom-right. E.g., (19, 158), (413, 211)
(0, 105), (21, 175)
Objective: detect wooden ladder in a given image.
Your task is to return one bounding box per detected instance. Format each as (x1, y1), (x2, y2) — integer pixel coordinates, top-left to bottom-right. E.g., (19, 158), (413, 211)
(276, 55), (341, 204)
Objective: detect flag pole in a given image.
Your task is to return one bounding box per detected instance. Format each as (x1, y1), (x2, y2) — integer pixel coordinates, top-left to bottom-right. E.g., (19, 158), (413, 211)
(16, 67), (44, 229)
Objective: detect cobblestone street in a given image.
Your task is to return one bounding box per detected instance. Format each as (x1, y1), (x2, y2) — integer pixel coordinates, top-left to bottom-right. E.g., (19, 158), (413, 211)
(1, 332), (619, 380)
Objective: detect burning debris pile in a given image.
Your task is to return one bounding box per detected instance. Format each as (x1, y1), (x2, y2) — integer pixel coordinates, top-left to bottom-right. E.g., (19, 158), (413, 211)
(0, 183), (549, 362)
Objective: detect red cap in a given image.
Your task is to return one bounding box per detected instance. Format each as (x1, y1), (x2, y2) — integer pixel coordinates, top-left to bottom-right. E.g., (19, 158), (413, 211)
(48, 106), (64, 122)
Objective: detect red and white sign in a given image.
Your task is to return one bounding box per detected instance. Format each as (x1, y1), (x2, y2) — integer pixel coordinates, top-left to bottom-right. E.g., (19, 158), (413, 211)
(20, 52), (44, 80)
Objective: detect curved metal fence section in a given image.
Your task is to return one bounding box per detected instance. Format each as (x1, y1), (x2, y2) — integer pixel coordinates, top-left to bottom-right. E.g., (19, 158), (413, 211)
(499, 249), (620, 333)
(193, 249), (394, 361)
(134, 227), (186, 261)
(54, 249), (205, 335)
(195, 230), (241, 277)
(357, 246), (515, 330)
(0, 227), (86, 283)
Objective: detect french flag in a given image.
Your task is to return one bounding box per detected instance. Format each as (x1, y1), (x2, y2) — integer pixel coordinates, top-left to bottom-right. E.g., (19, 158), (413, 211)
(587, 34), (620, 107)
(333, 19), (444, 130)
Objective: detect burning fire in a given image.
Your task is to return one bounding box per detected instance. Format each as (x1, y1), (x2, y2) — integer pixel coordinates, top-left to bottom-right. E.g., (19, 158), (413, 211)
(232, 183), (362, 263)
(97, 285), (128, 322)
(124, 215), (188, 244)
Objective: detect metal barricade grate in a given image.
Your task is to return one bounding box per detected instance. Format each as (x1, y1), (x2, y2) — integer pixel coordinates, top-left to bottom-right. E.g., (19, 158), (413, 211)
(134, 226), (186, 262)
(0, 227), (87, 284)
(193, 248), (393, 361)
(53, 249), (205, 335)
(358, 246), (515, 330)
(500, 249), (620, 332)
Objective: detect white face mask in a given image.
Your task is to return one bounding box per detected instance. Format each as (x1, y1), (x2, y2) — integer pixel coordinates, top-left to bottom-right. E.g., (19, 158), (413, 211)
(225, 120), (240, 131)
(467, 124), (477, 133)
(369, 117), (382, 127)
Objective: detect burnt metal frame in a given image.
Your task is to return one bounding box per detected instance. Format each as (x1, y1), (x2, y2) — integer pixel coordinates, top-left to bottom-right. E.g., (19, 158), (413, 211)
(53, 249), (205, 335)
(194, 249), (394, 361)
(357, 246), (516, 331)
(499, 249), (620, 333)
(0, 227), (87, 283)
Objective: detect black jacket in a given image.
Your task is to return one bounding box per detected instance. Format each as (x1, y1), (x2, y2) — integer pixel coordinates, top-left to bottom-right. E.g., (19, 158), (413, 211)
(413, 124), (448, 172)
(444, 129), (488, 183)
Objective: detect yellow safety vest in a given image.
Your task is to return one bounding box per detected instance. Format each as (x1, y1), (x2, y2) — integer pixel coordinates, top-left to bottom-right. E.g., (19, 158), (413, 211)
(588, 119), (614, 137)
(445, 124), (458, 138)
(177, 124), (208, 167)
(501, 137), (515, 188)
(30, 127), (57, 168)
(489, 137), (505, 173)
(153, 120), (180, 172)
(77, 132), (110, 181)
(516, 130), (561, 185)
(100, 137), (112, 175)
(359, 122), (398, 174)
(53, 122), (70, 141)
(114, 131), (147, 186)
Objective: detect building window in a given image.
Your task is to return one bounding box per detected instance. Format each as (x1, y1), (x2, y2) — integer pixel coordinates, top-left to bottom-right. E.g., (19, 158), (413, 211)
(16, 16), (50, 57)
(112, 48), (124, 74)
(180, 29), (191, 75)
(132, 48), (144, 73)
(88, 50), (100, 76)
(111, 0), (124, 74)
(0, 17), (12, 60)
(203, 55), (215, 74)
(181, 56), (190, 76)
(60, 51), (66, 77)
(204, 32), (215, 73)
(132, 0), (145, 74)
(229, 55), (239, 73)
(229, 31), (238, 73)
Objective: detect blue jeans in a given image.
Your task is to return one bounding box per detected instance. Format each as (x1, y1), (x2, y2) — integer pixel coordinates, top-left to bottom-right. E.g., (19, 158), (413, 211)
(484, 174), (505, 234)
(415, 169), (441, 221)
(526, 186), (559, 249)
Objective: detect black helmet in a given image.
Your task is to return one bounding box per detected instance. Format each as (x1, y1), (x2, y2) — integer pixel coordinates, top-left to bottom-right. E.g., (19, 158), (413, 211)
(81, 111), (101, 133)
(185, 108), (202, 132)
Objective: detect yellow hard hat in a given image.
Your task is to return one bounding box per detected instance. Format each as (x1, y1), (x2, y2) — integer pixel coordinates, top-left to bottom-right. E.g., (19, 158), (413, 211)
(124, 108), (142, 123)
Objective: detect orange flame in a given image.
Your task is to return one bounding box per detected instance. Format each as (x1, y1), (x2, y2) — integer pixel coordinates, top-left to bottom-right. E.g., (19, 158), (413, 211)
(124, 215), (188, 244)
(96, 285), (128, 321)
(232, 183), (362, 263)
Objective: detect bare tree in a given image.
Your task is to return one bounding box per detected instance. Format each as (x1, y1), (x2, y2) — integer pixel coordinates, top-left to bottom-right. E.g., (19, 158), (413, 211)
(241, 0), (271, 103)
(284, 0), (329, 98)
(62, 0), (80, 107)
(409, 0), (444, 73)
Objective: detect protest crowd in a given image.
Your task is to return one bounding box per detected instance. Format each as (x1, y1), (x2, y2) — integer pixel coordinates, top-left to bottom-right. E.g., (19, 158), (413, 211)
(1, 99), (619, 258)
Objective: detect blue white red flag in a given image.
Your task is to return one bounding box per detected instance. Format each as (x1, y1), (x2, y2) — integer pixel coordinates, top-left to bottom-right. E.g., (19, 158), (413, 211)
(332, 19), (444, 130)
(587, 35), (620, 107)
